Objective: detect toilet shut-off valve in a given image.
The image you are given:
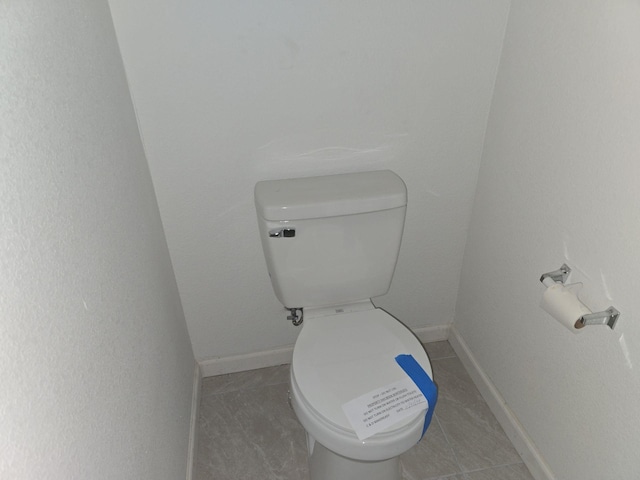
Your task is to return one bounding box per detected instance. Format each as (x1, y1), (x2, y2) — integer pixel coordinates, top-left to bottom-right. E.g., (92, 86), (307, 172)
(287, 308), (303, 326)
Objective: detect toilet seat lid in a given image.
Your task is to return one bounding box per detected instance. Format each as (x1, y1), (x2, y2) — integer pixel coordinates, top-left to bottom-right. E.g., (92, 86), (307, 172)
(292, 308), (433, 433)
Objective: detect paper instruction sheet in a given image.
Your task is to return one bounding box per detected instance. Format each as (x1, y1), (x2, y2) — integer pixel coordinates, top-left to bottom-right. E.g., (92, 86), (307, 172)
(341, 377), (427, 441)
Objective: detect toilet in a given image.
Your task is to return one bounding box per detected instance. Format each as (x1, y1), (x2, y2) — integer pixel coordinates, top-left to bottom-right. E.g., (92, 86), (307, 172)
(254, 170), (435, 480)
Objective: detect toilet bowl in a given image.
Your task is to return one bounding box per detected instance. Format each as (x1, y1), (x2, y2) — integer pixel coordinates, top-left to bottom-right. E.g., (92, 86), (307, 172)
(288, 304), (433, 480)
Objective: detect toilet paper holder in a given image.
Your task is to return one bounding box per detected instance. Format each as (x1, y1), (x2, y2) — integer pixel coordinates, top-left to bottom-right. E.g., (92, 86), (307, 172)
(540, 264), (621, 330)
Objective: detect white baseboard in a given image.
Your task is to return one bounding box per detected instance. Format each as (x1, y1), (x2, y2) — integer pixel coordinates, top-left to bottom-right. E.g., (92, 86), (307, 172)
(412, 324), (451, 344)
(198, 323), (451, 378)
(448, 326), (555, 480)
(186, 363), (202, 480)
(199, 345), (294, 378)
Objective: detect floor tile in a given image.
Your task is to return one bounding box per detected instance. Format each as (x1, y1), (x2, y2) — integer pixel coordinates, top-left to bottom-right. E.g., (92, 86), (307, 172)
(423, 475), (466, 480)
(196, 342), (532, 480)
(431, 357), (522, 472)
(424, 341), (456, 360)
(195, 382), (309, 480)
(400, 416), (460, 480)
(464, 463), (534, 480)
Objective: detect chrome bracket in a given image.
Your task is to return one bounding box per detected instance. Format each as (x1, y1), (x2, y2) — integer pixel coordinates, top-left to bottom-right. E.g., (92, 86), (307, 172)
(540, 263), (571, 285)
(575, 307), (620, 330)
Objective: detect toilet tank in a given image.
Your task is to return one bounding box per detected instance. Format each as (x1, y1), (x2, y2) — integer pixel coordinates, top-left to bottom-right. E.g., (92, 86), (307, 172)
(254, 170), (407, 309)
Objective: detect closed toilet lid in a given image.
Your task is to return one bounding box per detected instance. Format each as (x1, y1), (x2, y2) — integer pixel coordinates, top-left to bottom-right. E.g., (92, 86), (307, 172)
(292, 308), (433, 433)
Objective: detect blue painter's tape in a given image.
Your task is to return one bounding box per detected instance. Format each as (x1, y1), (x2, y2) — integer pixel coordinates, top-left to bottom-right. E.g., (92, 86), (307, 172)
(395, 354), (438, 439)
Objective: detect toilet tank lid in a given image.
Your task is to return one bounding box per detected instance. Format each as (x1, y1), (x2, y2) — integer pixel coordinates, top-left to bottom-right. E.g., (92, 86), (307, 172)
(254, 170), (407, 221)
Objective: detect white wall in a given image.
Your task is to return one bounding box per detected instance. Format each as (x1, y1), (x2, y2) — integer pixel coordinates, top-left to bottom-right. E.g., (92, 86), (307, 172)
(455, 1), (640, 479)
(108, 0), (510, 361)
(0, 1), (196, 478)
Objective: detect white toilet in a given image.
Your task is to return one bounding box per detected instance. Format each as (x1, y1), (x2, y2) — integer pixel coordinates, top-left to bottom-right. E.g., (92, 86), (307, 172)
(254, 170), (435, 480)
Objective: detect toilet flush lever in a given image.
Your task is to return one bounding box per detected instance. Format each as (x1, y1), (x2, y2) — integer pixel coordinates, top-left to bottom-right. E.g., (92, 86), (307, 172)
(269, 228), (296, 238)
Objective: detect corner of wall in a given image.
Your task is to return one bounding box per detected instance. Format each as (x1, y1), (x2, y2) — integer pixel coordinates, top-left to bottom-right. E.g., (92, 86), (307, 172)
(186, 363), (202, 480)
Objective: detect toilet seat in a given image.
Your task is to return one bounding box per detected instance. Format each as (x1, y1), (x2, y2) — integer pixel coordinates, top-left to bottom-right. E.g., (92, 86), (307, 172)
(290, 307), (433, 458)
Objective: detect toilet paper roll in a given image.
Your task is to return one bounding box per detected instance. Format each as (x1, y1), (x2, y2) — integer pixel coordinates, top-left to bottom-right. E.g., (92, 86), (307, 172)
(540, 282), (592, 333)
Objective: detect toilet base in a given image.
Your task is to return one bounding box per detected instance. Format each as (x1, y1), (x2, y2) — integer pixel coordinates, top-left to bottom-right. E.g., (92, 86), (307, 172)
(307, 433), (401, 480)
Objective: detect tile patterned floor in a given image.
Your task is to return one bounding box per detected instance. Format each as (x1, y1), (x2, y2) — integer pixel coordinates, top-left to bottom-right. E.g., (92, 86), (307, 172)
(195, 341), (535, 480)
